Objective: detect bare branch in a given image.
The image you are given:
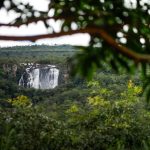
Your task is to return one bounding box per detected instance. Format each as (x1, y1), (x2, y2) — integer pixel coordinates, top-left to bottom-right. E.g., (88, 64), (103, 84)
(0, 16), (66, 27)
(0, 29), (86, 41)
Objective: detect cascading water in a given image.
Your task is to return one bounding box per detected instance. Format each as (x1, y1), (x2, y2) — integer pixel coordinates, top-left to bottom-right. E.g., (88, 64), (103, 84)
(19, 64), (59, 89)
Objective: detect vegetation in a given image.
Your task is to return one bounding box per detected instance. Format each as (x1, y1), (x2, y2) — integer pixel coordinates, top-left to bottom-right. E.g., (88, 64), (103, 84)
(0, 46), (149, 149)
(0, 0), (150, 148)
(0, 0), (149, 93)
(0, 45), (75, 65)
(1, 79), (150, 150)
(0, 0), (149, 62)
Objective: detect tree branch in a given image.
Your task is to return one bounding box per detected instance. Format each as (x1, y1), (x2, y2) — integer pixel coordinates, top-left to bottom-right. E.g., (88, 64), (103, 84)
(95, 28), (150, 63)
(0, 16), (66, 27)
(0, 30), (86, 41)
(0, 27), (150, 63)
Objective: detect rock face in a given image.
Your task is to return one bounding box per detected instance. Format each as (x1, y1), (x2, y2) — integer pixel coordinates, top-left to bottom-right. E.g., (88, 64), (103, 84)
(19, 64), (59, 89)
(3, 64), (17, 77)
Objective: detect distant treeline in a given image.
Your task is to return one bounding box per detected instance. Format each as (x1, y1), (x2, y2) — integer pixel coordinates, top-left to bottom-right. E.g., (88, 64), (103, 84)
(0, 45), (77, 65)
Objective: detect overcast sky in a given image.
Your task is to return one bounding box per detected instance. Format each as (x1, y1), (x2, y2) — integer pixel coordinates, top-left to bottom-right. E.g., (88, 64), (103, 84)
(0, 0), (149, 47)
(0, 0), (91, 47)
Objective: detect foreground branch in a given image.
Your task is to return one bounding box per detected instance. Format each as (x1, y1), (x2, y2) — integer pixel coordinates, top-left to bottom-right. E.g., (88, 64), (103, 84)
(95, 28), (150, 63)
(0, 17), (50, 27)
(0, 16), (66, 27)
(0, 27), (150, 63)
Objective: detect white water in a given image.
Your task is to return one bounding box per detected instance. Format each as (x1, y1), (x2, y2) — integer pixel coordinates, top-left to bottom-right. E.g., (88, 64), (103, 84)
(19, 65), (59, 89)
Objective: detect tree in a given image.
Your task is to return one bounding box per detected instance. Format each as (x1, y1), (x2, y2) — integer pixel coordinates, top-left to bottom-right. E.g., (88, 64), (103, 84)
(0, 0), (150, 97)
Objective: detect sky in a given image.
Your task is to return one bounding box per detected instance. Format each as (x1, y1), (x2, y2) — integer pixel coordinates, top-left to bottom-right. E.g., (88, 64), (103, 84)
(0, 0), (90, 47)
(0, 0), (149, 47)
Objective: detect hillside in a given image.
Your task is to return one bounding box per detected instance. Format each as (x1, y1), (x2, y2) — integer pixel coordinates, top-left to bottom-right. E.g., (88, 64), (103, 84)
(0, 45), (148, 150)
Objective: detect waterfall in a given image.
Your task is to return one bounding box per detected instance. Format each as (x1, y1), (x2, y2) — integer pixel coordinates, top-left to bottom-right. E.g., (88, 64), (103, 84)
(31, 68), (40, 89)
(19, 65), (59, 89)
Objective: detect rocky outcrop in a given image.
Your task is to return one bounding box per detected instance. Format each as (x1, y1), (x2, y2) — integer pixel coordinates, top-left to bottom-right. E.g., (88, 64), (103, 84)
(3, 64), (17, 77)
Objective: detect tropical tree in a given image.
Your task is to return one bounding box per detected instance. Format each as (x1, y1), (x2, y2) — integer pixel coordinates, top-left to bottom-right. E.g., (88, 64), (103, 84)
(0, 0), (150, 96)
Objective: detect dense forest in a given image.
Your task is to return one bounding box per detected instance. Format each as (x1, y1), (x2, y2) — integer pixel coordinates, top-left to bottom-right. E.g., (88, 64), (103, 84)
(0, 45), (150, 150)
(0, 0), (149, 149)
